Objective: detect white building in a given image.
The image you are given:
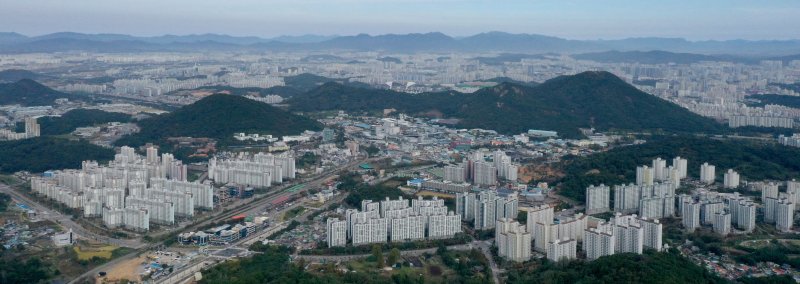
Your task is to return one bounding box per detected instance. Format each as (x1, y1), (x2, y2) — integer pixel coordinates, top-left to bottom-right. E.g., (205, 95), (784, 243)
(682, 202), (701, 232)
(444, 164), (467, 183)
(776, 199), (795, 232)
(713, 212), (731, 236)
(547, 238), (577, 262)
(762, 182), (780, 202)
(639, 218), (663, 251)
(586, 184), (611, 215)
(672, 157), (688, 179)
(525, 204), (554, 238)
(701, 202), (725, 225)
(723, 169), (740, 189)
(473, 161), (497, 186)
(123, 207), (150, 232)
(496, 218), (531, 262)
(326, 218), (348, 247)
(652, 158), (667, 181)
(614, 183), (641, 213)
(584, 226), (615, 261)
(636, 165), (654, 186)
(700, 163), (716, 184)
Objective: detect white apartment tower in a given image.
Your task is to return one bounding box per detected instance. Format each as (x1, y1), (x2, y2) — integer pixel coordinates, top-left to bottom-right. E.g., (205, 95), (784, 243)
(776, 199), (795, 232)
(713, 212), (731, 236)
(672, 157), (688, 179)
(584, 226), (615, 261)
(682, 202), (701, 232)
(525, 204), (554, 237)
(586, 184), (611, 215)
(496, 218), (532, 262)
(327, 218), (348, 247)
(652, 158), (667, 181)
(636, 165), (654, 186)
(639, 218), (663, 251)
(723, 169), (740, 189)
(547, 239), (577, 262)
(700, 163), (715, 184)
(444, 163), (467, 183)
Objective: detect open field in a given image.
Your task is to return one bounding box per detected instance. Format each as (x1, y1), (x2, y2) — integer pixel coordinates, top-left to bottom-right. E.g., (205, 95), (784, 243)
(99, 255), (147, 283)
(415, 190), (455, 199)
(75, 244), (118, 260)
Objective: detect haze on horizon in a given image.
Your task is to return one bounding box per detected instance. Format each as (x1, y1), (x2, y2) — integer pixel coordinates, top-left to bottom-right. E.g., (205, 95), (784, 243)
(0, 0), (798, 41)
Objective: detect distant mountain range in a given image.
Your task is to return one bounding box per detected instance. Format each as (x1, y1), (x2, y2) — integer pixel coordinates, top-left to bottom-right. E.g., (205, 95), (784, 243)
(287, 71), (722, 137)
(0, 31), (798, 56)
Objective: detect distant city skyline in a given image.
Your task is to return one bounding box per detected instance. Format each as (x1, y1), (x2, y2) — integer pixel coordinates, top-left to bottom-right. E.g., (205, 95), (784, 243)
(0, 0), (798, 41)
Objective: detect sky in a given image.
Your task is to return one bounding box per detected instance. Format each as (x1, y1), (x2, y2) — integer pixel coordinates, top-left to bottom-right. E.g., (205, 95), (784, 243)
(0, 0), (798, 40)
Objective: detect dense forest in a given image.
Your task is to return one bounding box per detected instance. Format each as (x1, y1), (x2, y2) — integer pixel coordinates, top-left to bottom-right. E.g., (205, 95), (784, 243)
(770, 82), (800, 94)
(0, 193), (10, 212)
(0, 79), (79, 106)
(558, 136), (800, 202)
(0, 137), (115, 173)
(0, 258), (53, 283)
(288, 71), (722, 138)
(201, 243), (490, 284)
(337, 174), (411, 208)
(505, 249), (725, 284)
(115, 94), (322, 147)
(283, 73), (371, 92)
(746, 93), (800, 109)
(17, 109), (131, 136)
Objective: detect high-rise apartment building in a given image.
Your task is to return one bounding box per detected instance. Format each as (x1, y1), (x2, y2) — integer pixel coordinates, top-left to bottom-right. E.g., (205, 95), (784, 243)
(586, 184), (610, 215)
(700, 163), (716, 184)
(496, 218), (531, 262)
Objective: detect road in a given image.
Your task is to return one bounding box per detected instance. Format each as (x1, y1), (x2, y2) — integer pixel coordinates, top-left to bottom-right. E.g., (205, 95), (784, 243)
(474, 240), (502, 284)
(0, 183), (145, 248)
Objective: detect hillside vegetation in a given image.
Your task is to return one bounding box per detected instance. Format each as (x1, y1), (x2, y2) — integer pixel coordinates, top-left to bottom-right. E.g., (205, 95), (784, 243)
(116, 94), (322, 147)
(506, 250), (725, 284)
(558, 136), (800, 202)
(20, 109), (131, 136)
(0, 137), (115, 173)
(0, 79), (78, 106)
(288, 71), (722, 138)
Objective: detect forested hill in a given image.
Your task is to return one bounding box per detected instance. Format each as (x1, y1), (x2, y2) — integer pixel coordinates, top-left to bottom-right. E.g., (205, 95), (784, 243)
(0, 137), (115, 173)
(0, 79), (78, 106)
(116, 94), (322, 146)
(18, 109), (131, 136)
(288, 71), (722, 138)
(558, 136), (800, 202)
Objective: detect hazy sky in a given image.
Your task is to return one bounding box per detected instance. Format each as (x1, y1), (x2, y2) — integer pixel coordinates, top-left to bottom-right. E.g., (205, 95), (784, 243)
(1, 0), (798, 40)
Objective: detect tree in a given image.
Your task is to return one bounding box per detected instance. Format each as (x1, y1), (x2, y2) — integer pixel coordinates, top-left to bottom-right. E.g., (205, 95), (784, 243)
(372, 245), (385, 268)
(388, 248), (400, 265)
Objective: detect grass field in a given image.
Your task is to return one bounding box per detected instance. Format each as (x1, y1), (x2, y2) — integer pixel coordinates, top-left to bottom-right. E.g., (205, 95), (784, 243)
(283, 206), (306, 221)
(415, 190), (455, 199)
(74, 244), (118, 260)
(739, 239), (772, 249)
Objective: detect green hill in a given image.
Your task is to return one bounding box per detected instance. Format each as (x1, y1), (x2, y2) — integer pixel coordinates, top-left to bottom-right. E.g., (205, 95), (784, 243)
(18, 109), (131, 136)
(116, 94), (322, 146)
(0, 69), (45, 82)
(0, 79), (77, 106)
(288, 71), (722, 137)
(0, 137), (115, 173)
(558, 136), (800, 202)
(507, 249), (725, 284)
(284, 73), (371, 92)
